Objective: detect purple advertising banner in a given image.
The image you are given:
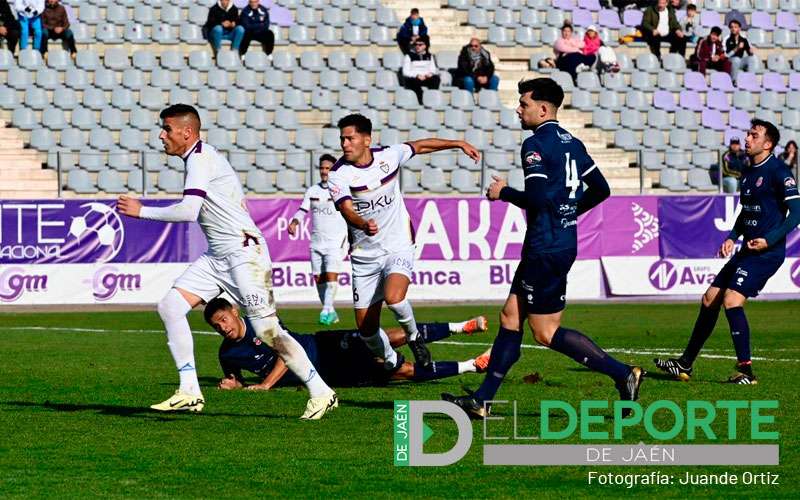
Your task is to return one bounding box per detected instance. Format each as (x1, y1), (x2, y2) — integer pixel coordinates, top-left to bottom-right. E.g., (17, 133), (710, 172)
(0, 200), (191, 264)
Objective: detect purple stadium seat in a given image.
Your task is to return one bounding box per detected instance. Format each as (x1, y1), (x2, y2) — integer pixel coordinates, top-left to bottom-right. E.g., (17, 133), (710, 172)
(578, 0), (601, 11)
(679, 90), (703, 111)
(701, 108), (726, 130)
(750, 12), (776, 30)
(790, 73), (800, 90)
(735, 72), (760, 92)
(729, 108), (751, 129)
(776, 11), (799, 30)
(706, 90), (730, 111)
(623, 10), (642, 27)
(598, 9), (623, 29)
(724, 128), (746, 145)
(700, 11), (722, 28)
(709, 71), (734, 92)
(553, 0), (576, 8)
(763, 72), (788, 91)
(571, 8), (593, 27)
(654, 90), (677, 111)
(684, 71), (708, 91)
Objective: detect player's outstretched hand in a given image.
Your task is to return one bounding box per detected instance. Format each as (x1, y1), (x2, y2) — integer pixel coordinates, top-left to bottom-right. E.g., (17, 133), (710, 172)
(486, 175), (508, 201)
(244, 383), (272, 391)
(218, 376), (243, 390)
(459, 141), (481, 163)
(746, 238), (768, 252)
(718, 238), (735, 258)
(363, 218), (379, 236)
(116, 195), (142, 218)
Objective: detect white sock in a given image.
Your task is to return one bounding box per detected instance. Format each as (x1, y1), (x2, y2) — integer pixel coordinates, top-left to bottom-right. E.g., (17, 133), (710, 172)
(378, 328), (398, 366)
(251, 316), (332, 398)
(322, 281), (337, 313)
(157, 289), (201, 396)
(387, 299), (420, 341)
(449, 321), (466, 333)
(360, 329), (396, 367)
(458, 360), (476, 374)
(316, 282), (326, 311)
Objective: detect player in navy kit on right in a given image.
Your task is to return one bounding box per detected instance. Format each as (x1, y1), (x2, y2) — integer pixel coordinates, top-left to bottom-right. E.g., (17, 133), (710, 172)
(444, 78), (645, 418)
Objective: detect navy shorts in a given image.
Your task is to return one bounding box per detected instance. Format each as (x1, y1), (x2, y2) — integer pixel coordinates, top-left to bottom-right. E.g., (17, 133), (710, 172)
(510, 251), (576, 315)
(710, 251), (784, 298)
(314, 331), (392, 387)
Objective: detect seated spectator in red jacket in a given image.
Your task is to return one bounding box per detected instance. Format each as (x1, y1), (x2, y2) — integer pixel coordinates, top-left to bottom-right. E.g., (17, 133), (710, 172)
(40, 0), (75, 56)
(693, 26), (731, 75)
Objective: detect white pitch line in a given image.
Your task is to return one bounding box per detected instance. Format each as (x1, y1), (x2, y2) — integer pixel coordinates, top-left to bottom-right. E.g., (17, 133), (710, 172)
(6, 326), (800, 363)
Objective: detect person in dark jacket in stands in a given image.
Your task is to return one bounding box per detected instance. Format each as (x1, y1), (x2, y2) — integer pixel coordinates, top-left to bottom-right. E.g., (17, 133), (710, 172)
(396, 8), (428, 55)
(40, 0), (76, 57)
(456, 37), (499, 93)
(0, 0), (20, 54)
(238, 0), (273, 58)
(203, 0), (244, 56)
(640, 0), (686, 60)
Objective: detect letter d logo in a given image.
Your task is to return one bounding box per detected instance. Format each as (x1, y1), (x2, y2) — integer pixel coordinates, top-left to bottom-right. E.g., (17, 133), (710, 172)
(394, 400), (472, 466)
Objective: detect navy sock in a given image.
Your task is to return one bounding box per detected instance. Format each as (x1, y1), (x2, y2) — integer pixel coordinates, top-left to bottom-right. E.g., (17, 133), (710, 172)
(412, 361), (459, 381)
(550, 327), (631, 383)
(473, 327), (522, 402)
(418, 322), (451, 343)
(680, 303), (721, 366)
(725, 307), (751, 363)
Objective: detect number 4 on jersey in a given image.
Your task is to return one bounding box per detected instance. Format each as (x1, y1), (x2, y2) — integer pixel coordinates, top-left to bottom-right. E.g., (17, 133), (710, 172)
(564, 153), (580, 199)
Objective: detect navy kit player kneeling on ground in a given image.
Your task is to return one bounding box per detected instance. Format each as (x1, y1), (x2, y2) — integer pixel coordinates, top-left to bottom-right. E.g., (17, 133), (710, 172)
(205, 298), (491, 390)
(656, 119), (800, 384)
(444, 78), (645, 418)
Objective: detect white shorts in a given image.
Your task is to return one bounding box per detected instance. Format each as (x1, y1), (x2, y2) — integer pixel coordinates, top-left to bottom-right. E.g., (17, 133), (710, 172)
(173, 242), (276, 319)
(350, 247), (414, 309)
(310, 246), (347, 275)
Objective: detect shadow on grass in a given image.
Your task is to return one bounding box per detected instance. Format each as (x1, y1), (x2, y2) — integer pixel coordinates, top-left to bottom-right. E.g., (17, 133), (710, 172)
(2, 400), (284, 419)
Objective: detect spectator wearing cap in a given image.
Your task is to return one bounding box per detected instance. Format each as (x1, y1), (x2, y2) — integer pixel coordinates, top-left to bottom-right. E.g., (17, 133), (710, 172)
(584, 25), (619, 74)
(402, 35), (439, 104)
(725, 19), (755, 82)
(456, 37), (499, 93)
(40, 0), (75, 57)
(396, 8), (428, 55)
(203, 0), (244, 57)
(15, 0), (44, 51)
(694, 26), (731, 75)
(239, 0), (273, 58)
(0, 0), (20, 54)
(553, 23), (596, 83)
(715, 137), (749, 193)
(641, 0), (686, 60)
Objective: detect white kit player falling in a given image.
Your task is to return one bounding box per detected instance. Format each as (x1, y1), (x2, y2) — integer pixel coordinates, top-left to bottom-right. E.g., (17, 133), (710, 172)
(117, 105), (337, 420)
(289, 155), (348, 326)
(327, 114), (480, 368)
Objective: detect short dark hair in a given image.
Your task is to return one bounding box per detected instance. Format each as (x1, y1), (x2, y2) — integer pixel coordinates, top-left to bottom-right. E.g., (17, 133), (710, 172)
(337, 114), (372, 135)
(687, 3), (697, 10)
(710, 26), (722, 36)
(319, 153), (337, 165)
(518, 78), (565, 108)
(728, 19), (741, 28)
(410, 8), (419, 14)
(204, 297), (234, 325)
(159, 104), (201, 125)
(751, 119), (780, 151)
(561, 21), (573, 30)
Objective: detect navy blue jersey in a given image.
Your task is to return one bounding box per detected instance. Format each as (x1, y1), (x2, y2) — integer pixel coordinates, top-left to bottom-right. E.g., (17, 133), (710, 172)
(218, 318), (318, 380)
(520, 121), (596, 256)
(736, 154), (799, 258)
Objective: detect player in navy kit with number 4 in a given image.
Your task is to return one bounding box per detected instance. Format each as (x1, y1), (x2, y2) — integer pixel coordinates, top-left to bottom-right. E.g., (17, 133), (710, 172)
(443, 78), (645, 418)
(655, 119), (800, 384)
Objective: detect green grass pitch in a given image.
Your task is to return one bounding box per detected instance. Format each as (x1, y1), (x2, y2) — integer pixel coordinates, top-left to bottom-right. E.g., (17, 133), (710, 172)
(1, 302), (797, 498)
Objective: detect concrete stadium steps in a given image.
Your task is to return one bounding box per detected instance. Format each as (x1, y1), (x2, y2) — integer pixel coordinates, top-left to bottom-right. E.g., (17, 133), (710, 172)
(0, 121), (54, 198)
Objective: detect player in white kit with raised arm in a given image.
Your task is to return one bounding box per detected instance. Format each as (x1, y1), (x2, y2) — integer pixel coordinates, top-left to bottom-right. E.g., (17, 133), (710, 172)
(288, 154), (348, 326)
(328, 114), (480, 369)
(117, 105), (337, 420)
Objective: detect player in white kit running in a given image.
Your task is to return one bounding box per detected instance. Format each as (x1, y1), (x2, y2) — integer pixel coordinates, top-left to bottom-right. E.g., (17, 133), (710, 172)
(116, 105), (337, 420)
(288, 154), (348, 326)
(328, 114), (480, 369)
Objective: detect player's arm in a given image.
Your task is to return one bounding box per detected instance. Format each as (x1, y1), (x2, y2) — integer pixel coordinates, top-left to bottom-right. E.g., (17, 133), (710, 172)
(752, 171), (800, 252)
(576, 165), (610, 216)
(327, 169), (378, 235)
(406, 138), (480, 162)
(246, 358), (289, 391)
(218, 359), (245, 390)
(117, 159), (209, 221)
(288, 189), (312, 236)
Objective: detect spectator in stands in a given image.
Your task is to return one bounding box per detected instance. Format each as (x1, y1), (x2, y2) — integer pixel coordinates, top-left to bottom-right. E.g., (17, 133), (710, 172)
(724, 9), (747, 30)
(238, 0), (273, 58)
(457, 37), (499, 93)
(725, 20), (756, 82)
(396, 8), (428, 55)
(203, 0), (244, 57)
(669, 0), (686, 9)
(15, 0), (44, 51)
(641, 0), (686, 60)
(693, 26), (731, 75)
(40, 0), (75, 58)
(0, 0), (20, 54)
(585, 25), (620, 74)
(779, 140), (798, 176)
(553, 23), (595, 83)
(402, 36), (439, 104)
(682, 4), (698, 44)
(715, 137), (748, 193)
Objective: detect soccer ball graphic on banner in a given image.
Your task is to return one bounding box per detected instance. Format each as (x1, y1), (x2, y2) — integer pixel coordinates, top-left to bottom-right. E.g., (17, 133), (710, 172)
(68, 202), (125, 263)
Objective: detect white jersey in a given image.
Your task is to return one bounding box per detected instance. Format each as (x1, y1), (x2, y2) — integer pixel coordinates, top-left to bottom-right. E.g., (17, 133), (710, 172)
(291, 182), (348, 252)
(327, 144), (416, 258)
(182, 141), (263, 257)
